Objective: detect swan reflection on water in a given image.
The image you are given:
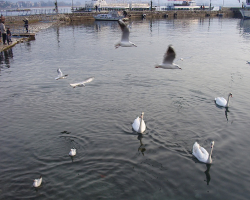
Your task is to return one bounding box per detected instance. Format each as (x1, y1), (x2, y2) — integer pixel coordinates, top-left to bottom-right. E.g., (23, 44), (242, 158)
(214, 101), (232, 122)
(137, 133), (146, 156)
(225, 107), (230, 121)
(204, 164), (211, 185)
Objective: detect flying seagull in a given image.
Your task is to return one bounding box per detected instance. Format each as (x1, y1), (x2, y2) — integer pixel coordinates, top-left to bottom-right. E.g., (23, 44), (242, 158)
(155, 45), (181, 69)
(115, 19), (137, 48)
(70, 77), (94, 88)
(55, 68), (68, 80)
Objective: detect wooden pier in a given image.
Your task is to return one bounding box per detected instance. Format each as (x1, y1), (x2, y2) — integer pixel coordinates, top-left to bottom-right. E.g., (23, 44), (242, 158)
(12, 33), (36, 40)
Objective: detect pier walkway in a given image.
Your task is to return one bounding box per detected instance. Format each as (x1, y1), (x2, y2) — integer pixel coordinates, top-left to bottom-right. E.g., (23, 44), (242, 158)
(0, 37), (29, 52)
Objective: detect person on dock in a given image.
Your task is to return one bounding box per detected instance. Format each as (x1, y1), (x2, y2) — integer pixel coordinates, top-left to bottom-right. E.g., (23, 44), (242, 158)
(0, 14), (5, 23)
(7, 28), (12, 45)
(23, 18), (29, 33)
(0, 21), (6, 45)
(123, 10), (127, 17)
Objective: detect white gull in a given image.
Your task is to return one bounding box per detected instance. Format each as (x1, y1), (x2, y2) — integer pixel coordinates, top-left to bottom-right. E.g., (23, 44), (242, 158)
(70, 77), (94, 88)
(115, 19), (137, 48)
(55, 68), (68, 80)
(155, 45), (181, 69)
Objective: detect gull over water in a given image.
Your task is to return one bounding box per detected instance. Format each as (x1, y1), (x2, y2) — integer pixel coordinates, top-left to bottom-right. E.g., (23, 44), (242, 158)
(55, 68), (68, 80)
(115, 19), (137, 48)
(70, 77), (94, 88)
(155, 45), (181, 69)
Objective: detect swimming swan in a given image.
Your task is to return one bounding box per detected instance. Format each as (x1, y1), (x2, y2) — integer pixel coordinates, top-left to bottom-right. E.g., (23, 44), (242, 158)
(69, 148), (76, 156)
(33, 175), (42, 188)
(132, 112), (146, 134)
(215, 93), (232, 107)
(192, 141), (214, 164)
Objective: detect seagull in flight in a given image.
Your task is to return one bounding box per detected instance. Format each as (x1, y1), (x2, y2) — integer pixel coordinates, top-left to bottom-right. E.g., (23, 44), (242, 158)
(115, 19), (137, 48)
(70, 77), (94, 88)
(155, 45), (181, 69)
(55, 68), (68, 80)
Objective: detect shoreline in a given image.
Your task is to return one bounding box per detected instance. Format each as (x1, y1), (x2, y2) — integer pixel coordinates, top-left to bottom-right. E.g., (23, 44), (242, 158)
(1, 17), (61, 52)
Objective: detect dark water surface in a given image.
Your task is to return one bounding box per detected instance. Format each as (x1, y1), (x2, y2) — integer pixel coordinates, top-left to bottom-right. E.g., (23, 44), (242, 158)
(1, 17), (250, 200)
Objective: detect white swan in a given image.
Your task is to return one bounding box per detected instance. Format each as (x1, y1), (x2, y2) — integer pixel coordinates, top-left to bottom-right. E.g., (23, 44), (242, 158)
(69, 148), (76, 156)
(215, 93), (232, 107)
(115, 19), (137, 48)
(33, 175), (42, 188)
(70, 77), (94, 88)
(55, 68), (68, 80)
(132, 112), (146, 134)
(192, 141), (214, 164)
(155, 45), (181, 69)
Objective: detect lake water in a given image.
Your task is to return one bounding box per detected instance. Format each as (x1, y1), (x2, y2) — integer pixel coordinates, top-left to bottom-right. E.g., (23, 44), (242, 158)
(0, 17), (250, 200)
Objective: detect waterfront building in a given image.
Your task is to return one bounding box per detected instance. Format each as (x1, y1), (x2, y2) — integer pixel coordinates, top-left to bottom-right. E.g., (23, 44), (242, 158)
(85, 0), (150, 10)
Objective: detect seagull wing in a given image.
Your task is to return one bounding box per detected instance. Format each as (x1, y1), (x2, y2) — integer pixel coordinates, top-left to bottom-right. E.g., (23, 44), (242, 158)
(163, 45), (176, 64)
(118, 19), (130, 42)
(70, 77), (94, 87)
(70, 82), (83, 87)
(82, 77), (94, 84)
(57, 68), (63, 77)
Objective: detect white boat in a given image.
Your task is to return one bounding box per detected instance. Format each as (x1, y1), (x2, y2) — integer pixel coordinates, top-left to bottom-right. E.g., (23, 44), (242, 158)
(94, 11), (124, 21)
(240, 9), (250, 19)
(240, 0), (250, 19)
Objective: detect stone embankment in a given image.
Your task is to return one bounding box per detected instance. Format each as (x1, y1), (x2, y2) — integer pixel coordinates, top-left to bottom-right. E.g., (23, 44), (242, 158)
(63, 8), (237, 21)
(4, 8), (239, 25)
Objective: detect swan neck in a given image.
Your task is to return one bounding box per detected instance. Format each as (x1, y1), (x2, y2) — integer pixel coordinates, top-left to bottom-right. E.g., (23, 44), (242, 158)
(138, 115), (143, 133)
(207, 146), (213, 163)
(226, 95), (231, 107)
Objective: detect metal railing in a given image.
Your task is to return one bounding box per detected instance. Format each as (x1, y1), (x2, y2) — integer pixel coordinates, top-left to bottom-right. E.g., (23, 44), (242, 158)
(0, 8), (72, 17)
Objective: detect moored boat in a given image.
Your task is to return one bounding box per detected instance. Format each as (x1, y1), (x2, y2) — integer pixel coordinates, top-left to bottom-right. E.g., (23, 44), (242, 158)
(240, 0), (250, 19)
(94, 11), (124, 21)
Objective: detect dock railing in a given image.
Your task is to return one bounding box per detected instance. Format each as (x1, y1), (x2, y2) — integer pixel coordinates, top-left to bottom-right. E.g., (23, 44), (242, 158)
(0, 8), (72, 17)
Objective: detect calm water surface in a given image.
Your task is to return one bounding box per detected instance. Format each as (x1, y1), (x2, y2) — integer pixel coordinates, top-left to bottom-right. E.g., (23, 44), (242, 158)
(1, 17), (250, 200)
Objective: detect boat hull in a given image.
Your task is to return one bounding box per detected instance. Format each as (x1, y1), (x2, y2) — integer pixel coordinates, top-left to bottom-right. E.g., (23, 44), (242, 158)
(94, 11), (124, 21)
(240, 9), (250, 19)
(94, 17), (123, 21)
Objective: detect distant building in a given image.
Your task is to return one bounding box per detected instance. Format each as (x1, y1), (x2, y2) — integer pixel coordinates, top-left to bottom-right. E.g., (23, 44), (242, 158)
(85, 0), (149, 10)
(85, 0), (108, 9)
